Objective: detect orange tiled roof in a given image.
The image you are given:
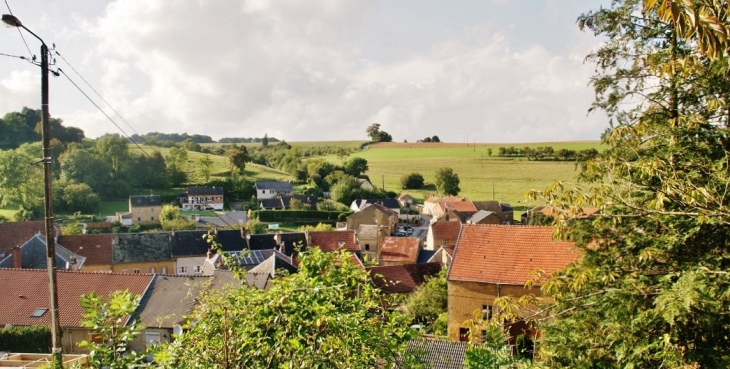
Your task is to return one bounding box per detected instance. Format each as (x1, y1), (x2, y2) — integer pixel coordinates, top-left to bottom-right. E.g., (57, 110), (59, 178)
(58, 234), (114, 266)
(0, 269), (153, 327)
(448, 225), (580, 285)
(445, 201), (478, 214)
(380, 237), (420, 263)
(308, 230), (360, 252)
(0, 221), (46, 257)
(431, 221), (461, 240)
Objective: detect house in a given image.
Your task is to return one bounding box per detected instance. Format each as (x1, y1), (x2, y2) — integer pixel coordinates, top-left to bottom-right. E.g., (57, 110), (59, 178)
(396, 193), (415, 208)
(431, 198), (477, 219)
(357, 178), (375, 191)
(170, 229), (248, 276)
(0, 233), (86, 271)
(130, 272), (241, 352)
(422, 196), (461, 216)
(446, 225), (581, 342)
(425, 218), (461, 251)
(379, 236), (421, 266)
(350, 198), (401, 214)
(367, 262), (441, 294)
(112, 233), (174, 274)
(59, 234), (114, 272)
(0, 269), (153, 354)
(0, 220), (48, 262)
(255, 181), (294, 199)
(306, 230), (360, 253)
(522, 205), (599, 224)
(181, 187), (224, 211)
(127, 195), (162, 225)
(245, 250), (299, 290)
(259, 195), (318, 210)
(427, 245), (456, 269)
(466, 210), (501, 225)
(354, 224), (386, 264)
(346, 203), (399, 235)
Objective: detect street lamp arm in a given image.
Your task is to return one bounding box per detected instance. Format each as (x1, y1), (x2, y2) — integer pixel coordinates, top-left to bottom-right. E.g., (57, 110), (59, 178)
(2, 14), (47, 47)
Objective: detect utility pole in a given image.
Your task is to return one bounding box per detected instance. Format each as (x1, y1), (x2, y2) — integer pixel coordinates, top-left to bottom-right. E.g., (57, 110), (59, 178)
(382, 174), (385, 191)
(2, 14), (62, 366)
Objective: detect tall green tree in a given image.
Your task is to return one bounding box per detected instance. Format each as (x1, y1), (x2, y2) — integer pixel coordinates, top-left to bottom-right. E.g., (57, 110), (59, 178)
(0, 146), (44, 217)
(523, 1), (730, 367)
(95, 135), (130, 181)
(196, 155), (214, 183)
(227, 147), (248, 173)
(343, 157), (368, 177)
(434, 167), (460, 196)
(159, 249), (418, 368)
(404, 269), (447, 333)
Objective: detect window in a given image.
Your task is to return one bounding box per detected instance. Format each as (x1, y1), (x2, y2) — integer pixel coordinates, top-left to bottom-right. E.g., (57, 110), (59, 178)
(151, 208), (154, 212)
(161, 267), (167, 274)
(137, 217), (141, 222)
(150, 267), (156, 274)
(151, 217), (154, 221)
(364, 244), (370, 251)
(459, 328), (470, 342)
(178, 266), (188, 274)
(146, 332), (162, 346)
(193, 265), (202, 274)
(133, 268), (140, 274)
(30, 308), (48, 318)
(482, 304), (493, 320)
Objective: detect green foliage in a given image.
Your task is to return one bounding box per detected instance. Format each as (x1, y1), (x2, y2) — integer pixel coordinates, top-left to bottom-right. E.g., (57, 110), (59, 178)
(400, 172), (425, 189)
(0, 325), (51, 353)
(0, 146), (44, 216)
(196, 155), (214, 183)
(523, 1), (730, 367)
(404, 269), (447, 333)
(365, 123), (393, 142)
(61, 182), (100, 214)
(343, 157), (368, 177)
(434, 167), (460, 196)
(78, 290), (148, 369)
(227, 147), (248, 173)
(160, 204), (196, 231)
(330, 181), (353, 205)
(160, 249), (417, 368)
(526, 211), (553, 226)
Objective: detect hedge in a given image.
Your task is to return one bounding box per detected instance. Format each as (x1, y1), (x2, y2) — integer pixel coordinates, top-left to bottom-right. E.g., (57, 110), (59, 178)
(257, 210), (352, 222)
(0, 326), (51, 353)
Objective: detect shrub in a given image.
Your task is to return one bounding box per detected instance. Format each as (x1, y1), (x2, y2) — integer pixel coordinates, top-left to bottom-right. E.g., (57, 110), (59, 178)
(400, 173), (425, 189)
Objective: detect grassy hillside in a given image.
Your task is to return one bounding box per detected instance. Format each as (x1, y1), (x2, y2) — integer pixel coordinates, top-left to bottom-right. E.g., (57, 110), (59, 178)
(332, 141), (604, 208)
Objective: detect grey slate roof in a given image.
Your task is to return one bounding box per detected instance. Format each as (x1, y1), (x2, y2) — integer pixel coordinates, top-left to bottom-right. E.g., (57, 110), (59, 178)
(0, 234), (86, 270)
(255, 181), (294, 192)
(114, 233), (171, 263)
(170, 229), (248, 257)
(281, 195), (317, 209)
(129, 195), (162, 208)
(467, 210), (495, 224)
(187, 186), (224, 196)
(248, 232), (307, 256)
(353, 198), (401, 210)
(417, 249), (438, 264)
(401, 339), (468, 369)
(196, 211), (248, 228)
(259, 198), (285, 209)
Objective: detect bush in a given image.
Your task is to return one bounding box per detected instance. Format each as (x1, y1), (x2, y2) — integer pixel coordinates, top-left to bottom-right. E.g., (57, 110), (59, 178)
(0, 326), (51, 353)
(400, 173), (425, 189)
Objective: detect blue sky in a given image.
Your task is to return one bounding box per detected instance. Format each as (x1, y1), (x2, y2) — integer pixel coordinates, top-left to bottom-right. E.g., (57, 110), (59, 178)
(0, 0), (610, 143)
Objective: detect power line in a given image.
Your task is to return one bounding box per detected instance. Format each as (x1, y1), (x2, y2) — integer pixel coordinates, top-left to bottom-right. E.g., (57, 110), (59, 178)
(57, 67), (153, 159)
(55, 51), (142, 139)
(4, 0), (33, 59)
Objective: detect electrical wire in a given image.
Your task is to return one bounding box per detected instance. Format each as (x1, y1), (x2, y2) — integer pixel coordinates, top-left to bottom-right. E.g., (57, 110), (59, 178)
(55, 51), (142, 139)
(4, 0), (33, 59)
(57, 67), (153, 159)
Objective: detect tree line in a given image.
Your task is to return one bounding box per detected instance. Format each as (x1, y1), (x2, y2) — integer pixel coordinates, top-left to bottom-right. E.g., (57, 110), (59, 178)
(496, 145), (599, 161)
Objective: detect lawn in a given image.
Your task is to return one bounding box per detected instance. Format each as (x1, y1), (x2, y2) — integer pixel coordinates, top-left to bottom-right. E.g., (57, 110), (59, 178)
(0, 205), (17, 220)
(98, 201), (128, 217)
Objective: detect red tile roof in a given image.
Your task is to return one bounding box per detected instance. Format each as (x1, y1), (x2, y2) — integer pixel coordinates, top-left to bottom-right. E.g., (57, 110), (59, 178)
(368, 262), (442, 293)
(0, 269), (153, 327)
(308, 230), (360, 252)
(445, 201), (478, 214)
(380, 237), (420, 264)
(57, 234), (114, 266)
(431, 221), (461, 240)
(0, 221), (46, 258)
(448, 225), (580, 285)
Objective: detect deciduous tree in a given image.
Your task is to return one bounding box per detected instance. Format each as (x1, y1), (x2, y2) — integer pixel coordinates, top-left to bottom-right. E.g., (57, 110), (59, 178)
(434, 167), (460, 196)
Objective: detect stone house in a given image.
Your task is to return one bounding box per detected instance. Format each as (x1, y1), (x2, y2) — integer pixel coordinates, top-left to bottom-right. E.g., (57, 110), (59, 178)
(446, 225), (580, 342)
(128, 195), (162, 225)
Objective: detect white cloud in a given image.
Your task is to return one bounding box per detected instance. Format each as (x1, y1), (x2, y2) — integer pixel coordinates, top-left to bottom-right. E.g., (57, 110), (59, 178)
(0, 0), (610, 142)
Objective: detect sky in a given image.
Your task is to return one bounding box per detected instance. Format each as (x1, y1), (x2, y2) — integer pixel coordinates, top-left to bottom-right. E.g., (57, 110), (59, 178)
(0, 0), (611, 143)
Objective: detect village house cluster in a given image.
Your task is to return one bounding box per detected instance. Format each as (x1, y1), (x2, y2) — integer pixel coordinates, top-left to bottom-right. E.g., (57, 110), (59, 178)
(0, 180), (589, 367)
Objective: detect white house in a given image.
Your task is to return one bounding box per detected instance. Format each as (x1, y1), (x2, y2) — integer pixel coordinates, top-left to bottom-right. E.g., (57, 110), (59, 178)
(255, 181), (294, 199)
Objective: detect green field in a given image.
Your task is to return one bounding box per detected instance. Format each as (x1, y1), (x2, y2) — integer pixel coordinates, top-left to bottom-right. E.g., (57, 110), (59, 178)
(337, 141), (604, 208)
(0, 205), (16, 219)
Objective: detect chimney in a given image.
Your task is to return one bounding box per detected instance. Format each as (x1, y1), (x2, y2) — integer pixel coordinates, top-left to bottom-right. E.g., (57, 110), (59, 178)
(12, 246), (21, 269)
(206, 248), (212, 260)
